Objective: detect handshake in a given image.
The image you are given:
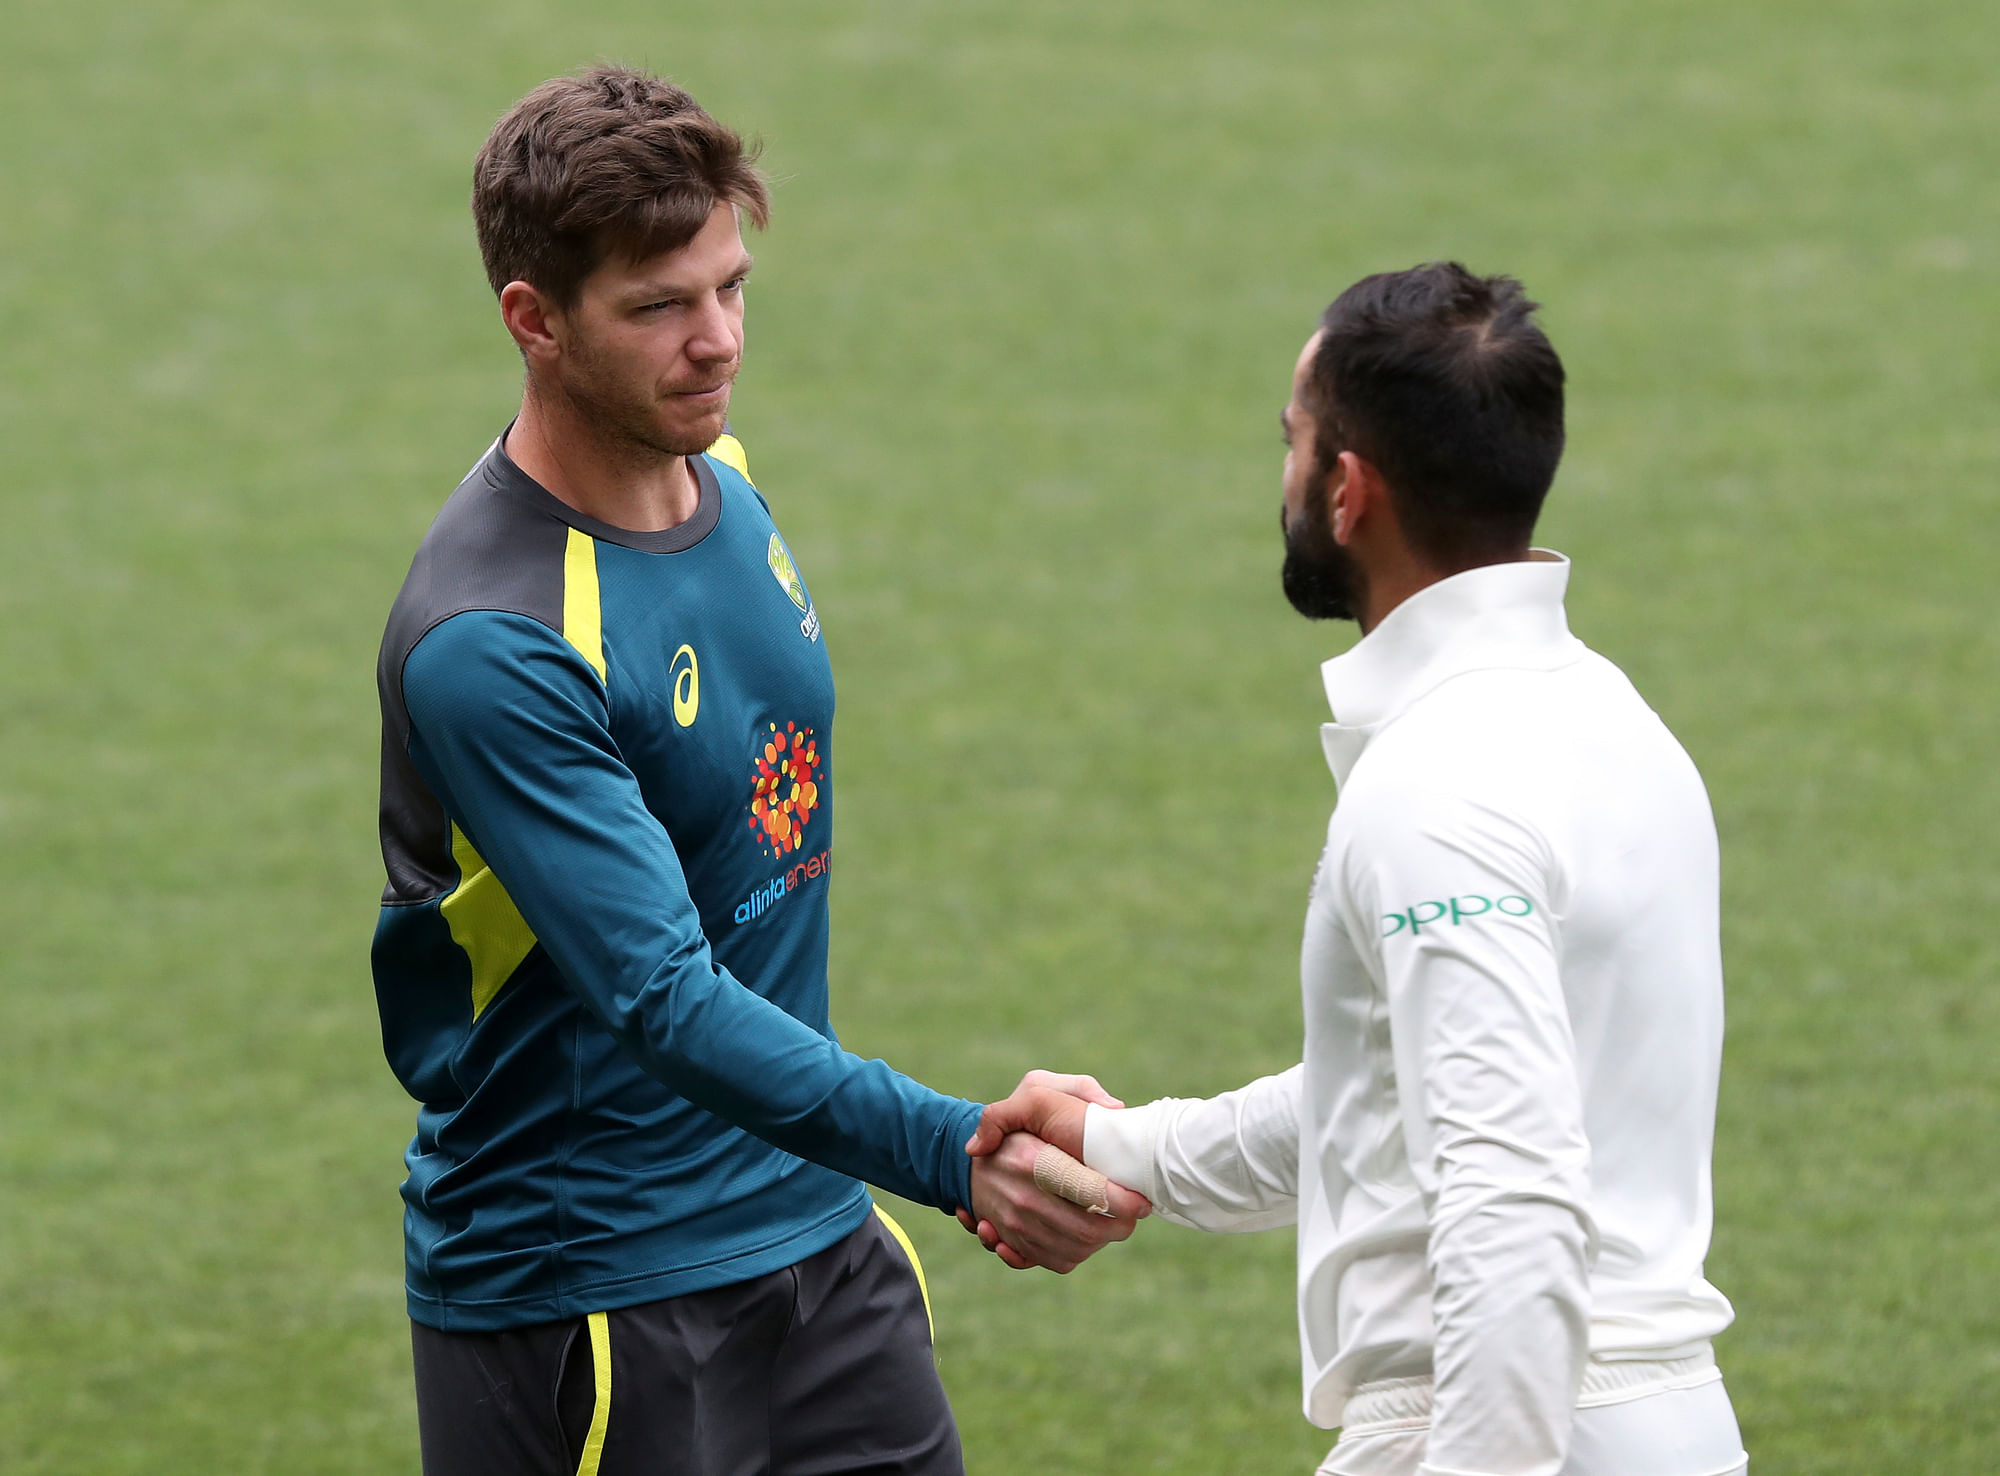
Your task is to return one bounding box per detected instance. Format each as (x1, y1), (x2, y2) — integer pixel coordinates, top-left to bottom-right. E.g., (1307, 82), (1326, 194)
(956, 1070), (1150, 1273)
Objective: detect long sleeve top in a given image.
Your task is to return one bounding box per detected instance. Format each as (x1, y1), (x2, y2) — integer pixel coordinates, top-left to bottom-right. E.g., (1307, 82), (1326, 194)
(1083, 555), (1734, 1475)
(372, 432), (982, 1330)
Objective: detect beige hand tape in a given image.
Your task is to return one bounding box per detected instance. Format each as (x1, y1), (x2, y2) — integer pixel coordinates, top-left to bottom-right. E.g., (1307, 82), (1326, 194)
(1031, 1143), (1114, 1217)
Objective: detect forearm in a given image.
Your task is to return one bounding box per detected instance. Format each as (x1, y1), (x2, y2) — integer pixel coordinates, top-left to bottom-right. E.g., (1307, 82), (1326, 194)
(595, 945), (982, 1211)
(1081, 1066), (1301, 1232)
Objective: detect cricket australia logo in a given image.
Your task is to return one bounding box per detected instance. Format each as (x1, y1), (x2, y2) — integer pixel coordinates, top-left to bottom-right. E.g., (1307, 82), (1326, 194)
(767, 533), (821, 643)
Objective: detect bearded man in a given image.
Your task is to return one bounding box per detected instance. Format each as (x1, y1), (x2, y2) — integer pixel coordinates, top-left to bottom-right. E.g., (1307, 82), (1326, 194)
(970, 264), (1748, 1476)
(371, 67), (1142, 1476)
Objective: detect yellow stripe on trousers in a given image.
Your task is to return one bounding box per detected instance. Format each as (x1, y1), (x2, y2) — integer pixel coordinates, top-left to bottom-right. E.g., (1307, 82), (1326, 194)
(574, 1311), (612, 1476)
(872, 1205), (935, 1342)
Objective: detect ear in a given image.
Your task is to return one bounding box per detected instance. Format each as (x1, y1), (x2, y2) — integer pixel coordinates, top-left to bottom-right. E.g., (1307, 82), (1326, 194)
(1328, 450), (1359, 545)
(499, 280), (564, 367)
(1330, 449), (1388, 547)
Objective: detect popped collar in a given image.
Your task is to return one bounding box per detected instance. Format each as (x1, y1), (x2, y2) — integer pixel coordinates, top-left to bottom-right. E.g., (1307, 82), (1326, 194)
(1318, 551), (1585, 787)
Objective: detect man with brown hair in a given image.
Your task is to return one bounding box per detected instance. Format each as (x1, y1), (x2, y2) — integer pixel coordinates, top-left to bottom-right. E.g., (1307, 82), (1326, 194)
(371, 67), (1143, 1476)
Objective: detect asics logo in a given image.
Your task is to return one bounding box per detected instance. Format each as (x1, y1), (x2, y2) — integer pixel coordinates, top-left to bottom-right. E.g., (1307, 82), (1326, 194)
(671, 644), (700, 727)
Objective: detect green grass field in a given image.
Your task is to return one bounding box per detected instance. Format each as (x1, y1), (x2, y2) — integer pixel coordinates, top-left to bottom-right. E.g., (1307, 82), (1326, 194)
(3, 1), (1995, 1470)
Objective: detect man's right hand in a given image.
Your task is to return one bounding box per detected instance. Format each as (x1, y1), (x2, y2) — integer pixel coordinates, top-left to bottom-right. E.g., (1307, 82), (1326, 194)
(964, 1077), (1095, 1162)
(964, 1131), (1149, 1272)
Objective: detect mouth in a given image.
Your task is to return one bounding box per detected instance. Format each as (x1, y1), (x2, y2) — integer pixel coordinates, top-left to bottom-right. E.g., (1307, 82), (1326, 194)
(672, 382), (732, 404)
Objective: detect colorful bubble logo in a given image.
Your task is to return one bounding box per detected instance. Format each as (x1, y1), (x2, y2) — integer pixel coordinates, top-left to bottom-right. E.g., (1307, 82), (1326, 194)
(748, 721), (821, 857)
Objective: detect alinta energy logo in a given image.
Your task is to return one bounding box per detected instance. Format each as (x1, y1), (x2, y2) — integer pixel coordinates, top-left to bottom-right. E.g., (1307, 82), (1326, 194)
(736, 721), (829, 925)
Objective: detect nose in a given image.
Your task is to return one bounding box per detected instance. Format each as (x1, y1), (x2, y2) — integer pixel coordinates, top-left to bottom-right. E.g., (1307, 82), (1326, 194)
(685, 291), (740, 366)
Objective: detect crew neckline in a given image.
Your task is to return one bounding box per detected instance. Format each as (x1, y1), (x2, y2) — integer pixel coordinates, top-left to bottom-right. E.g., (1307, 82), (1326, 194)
(484, 426), (723, 554)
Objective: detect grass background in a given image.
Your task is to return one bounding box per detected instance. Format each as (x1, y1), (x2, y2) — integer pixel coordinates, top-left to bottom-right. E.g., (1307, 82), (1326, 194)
(2, 0), (1995, 1469)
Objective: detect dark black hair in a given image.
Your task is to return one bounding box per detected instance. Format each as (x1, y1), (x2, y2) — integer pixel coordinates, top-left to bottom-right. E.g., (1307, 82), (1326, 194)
(1305, 263), (1565, 566)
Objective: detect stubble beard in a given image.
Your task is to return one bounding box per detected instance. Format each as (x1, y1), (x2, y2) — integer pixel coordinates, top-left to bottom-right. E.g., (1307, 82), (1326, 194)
(1280, 473), (1364, 623)
(556, 333), (737, 461)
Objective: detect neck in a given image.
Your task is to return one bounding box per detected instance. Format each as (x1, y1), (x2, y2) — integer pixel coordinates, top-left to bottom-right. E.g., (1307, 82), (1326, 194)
(1356, 545), (1533, 634)
(505, 382), (700, 533)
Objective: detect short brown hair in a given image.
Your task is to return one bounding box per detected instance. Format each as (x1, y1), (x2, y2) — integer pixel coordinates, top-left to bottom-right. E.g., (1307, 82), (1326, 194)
(472, 66), (771, 305)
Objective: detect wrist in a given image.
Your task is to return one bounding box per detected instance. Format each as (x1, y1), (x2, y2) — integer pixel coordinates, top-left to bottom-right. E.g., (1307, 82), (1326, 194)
(944, 1098), (982, 1212)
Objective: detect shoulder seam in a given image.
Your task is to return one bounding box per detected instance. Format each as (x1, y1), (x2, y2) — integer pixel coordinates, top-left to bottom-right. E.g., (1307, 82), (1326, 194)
(394, 604), (584, 713)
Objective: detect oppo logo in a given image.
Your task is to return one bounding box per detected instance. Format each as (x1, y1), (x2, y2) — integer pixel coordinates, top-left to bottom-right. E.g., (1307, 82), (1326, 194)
(1381, 894), (1534, 936)
(670, 644), (700, 727)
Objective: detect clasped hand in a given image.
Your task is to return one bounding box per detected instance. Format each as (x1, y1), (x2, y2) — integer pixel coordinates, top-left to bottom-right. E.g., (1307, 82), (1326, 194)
(959, 1071), (1149, 1272)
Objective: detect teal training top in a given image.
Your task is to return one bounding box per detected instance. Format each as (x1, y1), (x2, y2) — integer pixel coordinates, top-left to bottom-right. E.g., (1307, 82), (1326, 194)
(372, 430), (982, 1331)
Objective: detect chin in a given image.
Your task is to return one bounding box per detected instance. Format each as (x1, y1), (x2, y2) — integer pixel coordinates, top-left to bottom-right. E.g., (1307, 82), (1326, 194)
(654, 406), (730, 458)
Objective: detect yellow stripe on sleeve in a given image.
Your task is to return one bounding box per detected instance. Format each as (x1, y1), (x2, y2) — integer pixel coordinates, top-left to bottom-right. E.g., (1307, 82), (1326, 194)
(705, 432), (752, 485)
(872, 1204), (935, 1342)
(440, 824), (538, 1020)
(574, 1310), (612, 1476)
(562, 528), (606, 682)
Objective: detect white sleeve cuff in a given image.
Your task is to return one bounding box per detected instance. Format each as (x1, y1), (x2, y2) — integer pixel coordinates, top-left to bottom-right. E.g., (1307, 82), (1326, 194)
(1082, 1101), (1168, 1205)
(1082, 1075), (1302, 1232)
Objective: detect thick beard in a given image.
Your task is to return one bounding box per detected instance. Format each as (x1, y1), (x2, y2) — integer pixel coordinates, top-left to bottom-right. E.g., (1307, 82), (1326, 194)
(1280, 485), (1362, 622)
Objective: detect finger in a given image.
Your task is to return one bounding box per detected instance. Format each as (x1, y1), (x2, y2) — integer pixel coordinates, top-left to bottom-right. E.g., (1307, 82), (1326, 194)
(996, 1135), (1119, 1247)
(1008, 1187), (1131, 1264)
(955, 1207), (978, 1234)
(1023, 1070), (1124, 1110)
(1002, 1240), (1076, 1274)
(1031, 1142), (1110, 1214)
(964, 1100), (1016, 1157)
(988, 1204), (1087, 1267)
(1092, 1214), (1139, 1244)
(977, 1220), (1000, 1252)
(975, 1133), (1131, 1268)
(1102, 1180), (1152, 1221)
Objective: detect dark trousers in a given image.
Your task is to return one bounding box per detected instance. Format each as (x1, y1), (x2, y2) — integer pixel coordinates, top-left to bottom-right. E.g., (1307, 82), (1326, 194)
(411, 1210), (962, 1476)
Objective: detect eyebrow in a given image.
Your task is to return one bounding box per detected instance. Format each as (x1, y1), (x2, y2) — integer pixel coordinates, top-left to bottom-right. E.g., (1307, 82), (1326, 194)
(1279, 407), (1292, 436)
(624, 254), (756, 304)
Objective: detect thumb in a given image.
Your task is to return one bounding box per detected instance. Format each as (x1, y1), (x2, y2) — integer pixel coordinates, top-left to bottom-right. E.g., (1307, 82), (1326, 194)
(1024, 1070), (1125, 1110)
(964, 1101), (1011, 1156)
(1102, 1178), (1152, 1221)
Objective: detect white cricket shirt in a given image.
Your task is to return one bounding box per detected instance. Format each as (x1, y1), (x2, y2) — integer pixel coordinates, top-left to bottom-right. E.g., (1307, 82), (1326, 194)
(1084, 554), (1735, 1476)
